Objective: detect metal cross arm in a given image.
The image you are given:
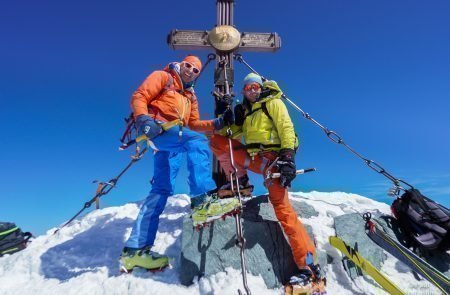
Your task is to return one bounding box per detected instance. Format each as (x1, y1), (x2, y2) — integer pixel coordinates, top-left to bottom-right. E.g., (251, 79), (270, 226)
(167, 29), (281, 53)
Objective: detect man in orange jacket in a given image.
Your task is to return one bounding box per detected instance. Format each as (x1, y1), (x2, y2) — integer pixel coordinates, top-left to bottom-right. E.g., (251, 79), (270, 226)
(120, 56), (234, 272)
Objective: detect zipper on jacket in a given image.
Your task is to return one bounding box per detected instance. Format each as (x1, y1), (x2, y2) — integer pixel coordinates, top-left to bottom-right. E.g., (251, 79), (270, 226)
(173, 107), (184, 139)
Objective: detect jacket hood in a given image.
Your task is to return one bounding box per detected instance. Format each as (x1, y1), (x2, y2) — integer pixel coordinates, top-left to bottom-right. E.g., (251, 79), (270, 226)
(244, 91), (280, 108)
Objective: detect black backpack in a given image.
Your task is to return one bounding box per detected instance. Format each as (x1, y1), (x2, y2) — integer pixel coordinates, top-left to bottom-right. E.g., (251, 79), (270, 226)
(391, 189), (450, 252)
(0, 222), (32, 257)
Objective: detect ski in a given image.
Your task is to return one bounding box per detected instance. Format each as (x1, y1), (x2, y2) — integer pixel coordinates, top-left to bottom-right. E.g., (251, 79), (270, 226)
(364, 216), (450, 294)
(329, 236), (406, 295)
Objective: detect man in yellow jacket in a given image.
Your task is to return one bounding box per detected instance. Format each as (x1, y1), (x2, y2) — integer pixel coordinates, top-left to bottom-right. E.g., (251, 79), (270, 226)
(210, 73), (324, 291)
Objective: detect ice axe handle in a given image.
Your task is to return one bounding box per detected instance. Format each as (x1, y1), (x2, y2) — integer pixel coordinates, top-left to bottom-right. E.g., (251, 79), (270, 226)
(118, 134), (147, 151)
(269, 168), (316, 179)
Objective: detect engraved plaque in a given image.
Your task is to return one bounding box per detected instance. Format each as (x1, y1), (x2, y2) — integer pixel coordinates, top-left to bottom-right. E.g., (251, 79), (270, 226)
(239, 32), (282, 52)
(167, 30), (210, 51)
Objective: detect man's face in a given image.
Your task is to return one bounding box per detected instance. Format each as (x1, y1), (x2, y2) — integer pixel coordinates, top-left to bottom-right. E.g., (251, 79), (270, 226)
(180, 62), (200, 83)
(243, 83), (262, 102)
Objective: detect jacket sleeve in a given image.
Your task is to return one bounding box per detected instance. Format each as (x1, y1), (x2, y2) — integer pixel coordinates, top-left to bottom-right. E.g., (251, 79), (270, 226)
(187, 97), (216, 132)
(130, 71), (168, 117)
(266, 99), (297, 150)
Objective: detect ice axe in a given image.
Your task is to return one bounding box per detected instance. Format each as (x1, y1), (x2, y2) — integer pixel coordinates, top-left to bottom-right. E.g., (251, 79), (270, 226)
(266, 168), (317, 180)
(264, 157), (316, 187)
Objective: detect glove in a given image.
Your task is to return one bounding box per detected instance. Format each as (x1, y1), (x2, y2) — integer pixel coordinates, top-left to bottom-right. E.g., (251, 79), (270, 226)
(213, 107), (234, 130)
(135, 115), (163, 140)
(276, 148), (296, 188)
(223, 107), (234, 126)
(234, 103), (246, 126)
(215, 94), (233, 117)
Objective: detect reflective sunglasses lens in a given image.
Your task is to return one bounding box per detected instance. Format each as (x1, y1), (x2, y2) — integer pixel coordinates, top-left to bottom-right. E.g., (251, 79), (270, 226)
(244, 84), (260, 91)
(184, 62), (199, 74)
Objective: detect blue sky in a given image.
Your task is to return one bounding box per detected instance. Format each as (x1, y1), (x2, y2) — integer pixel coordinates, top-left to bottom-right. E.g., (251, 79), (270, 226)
(1, 0), (449, 235)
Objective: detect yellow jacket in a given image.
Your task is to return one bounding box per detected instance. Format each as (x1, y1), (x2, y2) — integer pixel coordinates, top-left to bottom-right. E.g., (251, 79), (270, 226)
(221, 81), (298, 156)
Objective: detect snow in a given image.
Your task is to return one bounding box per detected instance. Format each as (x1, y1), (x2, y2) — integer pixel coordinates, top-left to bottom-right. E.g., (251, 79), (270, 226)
(0, 192), (443, 295)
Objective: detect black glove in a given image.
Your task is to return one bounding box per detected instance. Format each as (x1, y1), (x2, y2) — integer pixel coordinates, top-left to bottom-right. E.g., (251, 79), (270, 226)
(213, 107), (234, 130)
(234, 103), (246, 126)
(215, 94), (233, 117)
(277, 148), (296, 188)
(223, 107), (234, 126)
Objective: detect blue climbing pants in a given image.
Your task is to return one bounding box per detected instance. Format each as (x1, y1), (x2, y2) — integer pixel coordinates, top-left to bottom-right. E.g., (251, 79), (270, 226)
(125, 127), (216, 248)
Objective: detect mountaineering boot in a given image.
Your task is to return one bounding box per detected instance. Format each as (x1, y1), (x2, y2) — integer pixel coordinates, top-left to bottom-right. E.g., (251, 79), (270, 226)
(285, 253), (327, 295)
(191, 194), (242, 228)
(217, 174), (254, 198)
(285, 265), (327, 295)
(190, 189), (218, 209)
(120, 246), (169, 272)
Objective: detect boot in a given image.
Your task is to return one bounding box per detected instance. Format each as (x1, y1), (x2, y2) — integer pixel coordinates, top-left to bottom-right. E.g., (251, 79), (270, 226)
(190, 195), (242, 228)
(285, 253), (326, 295)
(190, 188), (218, 209)
(120, 246), (169, 272)
(218, 174), (254, 198)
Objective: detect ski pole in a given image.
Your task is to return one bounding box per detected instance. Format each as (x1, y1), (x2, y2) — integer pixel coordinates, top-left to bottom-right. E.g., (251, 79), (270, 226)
(266, 168), (316, 180)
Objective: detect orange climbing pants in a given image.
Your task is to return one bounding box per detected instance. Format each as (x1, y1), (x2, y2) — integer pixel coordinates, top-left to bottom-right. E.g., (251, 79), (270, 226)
(210, 135), (316, 267)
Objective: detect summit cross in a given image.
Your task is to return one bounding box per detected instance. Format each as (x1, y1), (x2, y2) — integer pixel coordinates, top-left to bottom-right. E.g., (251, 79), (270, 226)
(167, 0), (282, 184)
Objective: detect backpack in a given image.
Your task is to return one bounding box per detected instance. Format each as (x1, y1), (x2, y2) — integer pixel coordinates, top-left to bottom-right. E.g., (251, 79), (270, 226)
(391, 189), (450, 252)
(119, 71), (179, 150)
(0, 222), (32, 257)
(238, 100), (299, 152)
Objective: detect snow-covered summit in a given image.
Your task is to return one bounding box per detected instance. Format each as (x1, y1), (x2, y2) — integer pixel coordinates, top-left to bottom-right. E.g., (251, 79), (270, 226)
(0, 192), (438, 295)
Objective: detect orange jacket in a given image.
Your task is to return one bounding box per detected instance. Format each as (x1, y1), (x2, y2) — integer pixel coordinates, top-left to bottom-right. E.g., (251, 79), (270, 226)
(130, 68), (214, 132)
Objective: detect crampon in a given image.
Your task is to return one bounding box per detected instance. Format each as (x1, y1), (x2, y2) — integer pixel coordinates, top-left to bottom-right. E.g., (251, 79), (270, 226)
(191, 195), (242, 229)
(217, 187), (253, 198)
(193, 207), (241, 230)
(119, 264), (170, 274)
(285, 278), (327, 295)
